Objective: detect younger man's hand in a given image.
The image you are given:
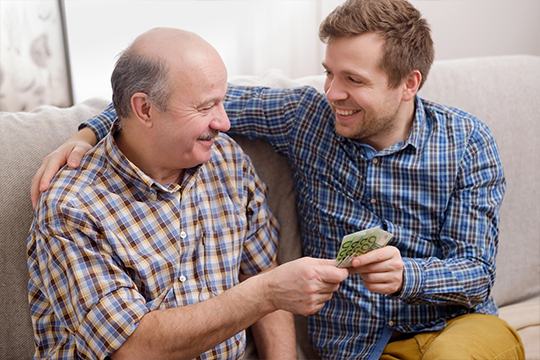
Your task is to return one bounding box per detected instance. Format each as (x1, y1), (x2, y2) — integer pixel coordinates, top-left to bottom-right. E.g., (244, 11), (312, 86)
(349, 246), (404, 295)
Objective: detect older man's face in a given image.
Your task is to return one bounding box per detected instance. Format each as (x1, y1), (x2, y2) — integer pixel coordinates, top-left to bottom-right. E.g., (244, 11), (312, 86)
(151, 55), (230, 171)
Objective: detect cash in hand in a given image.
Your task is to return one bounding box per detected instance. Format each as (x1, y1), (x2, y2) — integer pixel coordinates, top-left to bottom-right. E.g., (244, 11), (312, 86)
(334, 227), (393, 268)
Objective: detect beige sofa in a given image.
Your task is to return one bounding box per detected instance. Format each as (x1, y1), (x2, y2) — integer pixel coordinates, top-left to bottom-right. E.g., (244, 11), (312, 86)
(1, 55), (539, 359)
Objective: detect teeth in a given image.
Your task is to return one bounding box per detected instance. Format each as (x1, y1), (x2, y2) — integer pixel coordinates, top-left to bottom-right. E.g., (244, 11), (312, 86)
(336, 109), (359, 116)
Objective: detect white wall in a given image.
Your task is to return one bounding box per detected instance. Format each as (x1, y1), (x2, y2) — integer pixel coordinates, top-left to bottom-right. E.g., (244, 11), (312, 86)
(64, 0), (540, 103)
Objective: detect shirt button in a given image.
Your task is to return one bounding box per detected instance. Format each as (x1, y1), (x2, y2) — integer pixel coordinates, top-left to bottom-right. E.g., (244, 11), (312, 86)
(372, 158), (378, 164)
(180, 231), (187, 239)
(179, 275), (187, 282)
(388, 320), (394, 327)
(371, 198), (377, 204)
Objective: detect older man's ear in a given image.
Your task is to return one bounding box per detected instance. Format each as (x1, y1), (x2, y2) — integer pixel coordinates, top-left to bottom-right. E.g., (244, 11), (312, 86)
(130, 92), (154, 128)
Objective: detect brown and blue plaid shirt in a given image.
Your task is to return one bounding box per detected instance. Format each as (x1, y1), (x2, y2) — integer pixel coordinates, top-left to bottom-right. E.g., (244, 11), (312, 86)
(27, 127), (278, 360)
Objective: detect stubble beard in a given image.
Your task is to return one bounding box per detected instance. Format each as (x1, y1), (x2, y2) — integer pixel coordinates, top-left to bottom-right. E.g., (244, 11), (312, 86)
(335, 102), (400, 143)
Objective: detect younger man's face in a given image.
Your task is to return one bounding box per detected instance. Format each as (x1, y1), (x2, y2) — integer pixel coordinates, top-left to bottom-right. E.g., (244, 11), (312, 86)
(322, 33), (405, 146)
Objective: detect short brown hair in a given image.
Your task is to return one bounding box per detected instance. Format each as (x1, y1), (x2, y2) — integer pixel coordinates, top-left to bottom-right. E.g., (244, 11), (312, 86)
(319, 0), (434, 89)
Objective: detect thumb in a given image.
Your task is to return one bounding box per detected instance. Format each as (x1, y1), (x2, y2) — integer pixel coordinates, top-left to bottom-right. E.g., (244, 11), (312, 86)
(316, 260), (349, 284)
(67, 143), (92, 168)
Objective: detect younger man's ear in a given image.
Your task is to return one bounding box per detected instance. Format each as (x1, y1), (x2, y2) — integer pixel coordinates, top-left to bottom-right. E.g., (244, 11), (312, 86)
(402, 70), (422, 102)
(131, 92), (153, 128)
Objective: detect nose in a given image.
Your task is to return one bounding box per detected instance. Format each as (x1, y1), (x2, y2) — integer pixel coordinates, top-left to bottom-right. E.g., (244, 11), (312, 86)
(211, 102), (231, 132)
(324, 77), (348, 103)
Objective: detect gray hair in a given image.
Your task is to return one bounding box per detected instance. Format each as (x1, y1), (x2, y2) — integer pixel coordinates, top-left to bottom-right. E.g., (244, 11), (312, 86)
(111, 47), (171, 122)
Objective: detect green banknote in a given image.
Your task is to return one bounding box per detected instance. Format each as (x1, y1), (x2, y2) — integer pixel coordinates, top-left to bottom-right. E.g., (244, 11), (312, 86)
(334, 227), (393, 268)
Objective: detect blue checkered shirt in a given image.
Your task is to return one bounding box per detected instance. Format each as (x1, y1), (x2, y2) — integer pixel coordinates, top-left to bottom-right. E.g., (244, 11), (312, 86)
(81, 84), (505, 359)
(27, 126), (278, 360)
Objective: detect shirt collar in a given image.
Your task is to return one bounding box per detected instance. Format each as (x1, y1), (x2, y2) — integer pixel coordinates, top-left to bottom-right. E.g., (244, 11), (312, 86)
(405, 95), (426, 153)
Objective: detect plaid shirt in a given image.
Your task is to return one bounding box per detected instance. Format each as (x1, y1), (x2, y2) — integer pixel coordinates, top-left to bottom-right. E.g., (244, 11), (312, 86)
(81, 85), (505, 360)
(27, 126), (278, 360)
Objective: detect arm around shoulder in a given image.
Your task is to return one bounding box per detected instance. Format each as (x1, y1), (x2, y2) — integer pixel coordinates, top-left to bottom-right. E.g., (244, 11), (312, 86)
(31, 126), (98, 208)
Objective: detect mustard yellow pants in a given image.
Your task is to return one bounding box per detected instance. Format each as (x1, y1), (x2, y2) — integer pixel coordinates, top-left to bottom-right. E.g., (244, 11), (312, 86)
(380, 314), (525, 360)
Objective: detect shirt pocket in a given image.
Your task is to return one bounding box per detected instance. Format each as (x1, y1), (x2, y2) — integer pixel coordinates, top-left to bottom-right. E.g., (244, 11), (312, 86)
(200, 221), (244, 299)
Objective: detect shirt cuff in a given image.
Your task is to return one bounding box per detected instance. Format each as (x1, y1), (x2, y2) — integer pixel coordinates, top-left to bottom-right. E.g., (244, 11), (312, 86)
(79, 102), (116, 142)
(387, 257), (426, 301)
(76, 287), (148, 357)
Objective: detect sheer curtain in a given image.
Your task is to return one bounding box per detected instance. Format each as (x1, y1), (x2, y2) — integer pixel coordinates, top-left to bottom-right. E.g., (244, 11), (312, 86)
(64, 0), (540, 103)
(65, 0), (340, 103)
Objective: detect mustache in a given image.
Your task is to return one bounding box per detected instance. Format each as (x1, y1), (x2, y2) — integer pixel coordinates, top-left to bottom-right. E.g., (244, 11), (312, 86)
(198, 130), (220, 141)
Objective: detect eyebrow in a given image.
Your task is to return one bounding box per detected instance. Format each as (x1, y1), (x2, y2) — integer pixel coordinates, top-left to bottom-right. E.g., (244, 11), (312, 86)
(322, 62), (371, 83)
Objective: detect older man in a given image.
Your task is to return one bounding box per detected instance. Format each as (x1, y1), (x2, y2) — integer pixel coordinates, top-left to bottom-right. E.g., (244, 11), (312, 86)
(27, 28), (348, 360)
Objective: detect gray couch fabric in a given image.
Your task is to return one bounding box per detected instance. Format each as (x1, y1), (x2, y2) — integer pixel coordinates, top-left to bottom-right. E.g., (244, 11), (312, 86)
(1, 55), (539, 359)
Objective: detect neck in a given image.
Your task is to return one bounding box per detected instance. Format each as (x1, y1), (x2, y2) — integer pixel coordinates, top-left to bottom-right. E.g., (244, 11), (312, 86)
(115, 123), (185, 185)
(368, 98), (416, 152)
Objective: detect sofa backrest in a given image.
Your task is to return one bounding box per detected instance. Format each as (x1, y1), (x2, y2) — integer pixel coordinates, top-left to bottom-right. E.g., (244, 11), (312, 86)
(418, 56), (540, 306)
(1, 55), (538, 359)
(0, 99), (111, 359)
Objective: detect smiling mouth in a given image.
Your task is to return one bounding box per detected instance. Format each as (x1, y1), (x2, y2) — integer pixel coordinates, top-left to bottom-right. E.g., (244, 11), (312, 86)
(335, 108), (361, 116)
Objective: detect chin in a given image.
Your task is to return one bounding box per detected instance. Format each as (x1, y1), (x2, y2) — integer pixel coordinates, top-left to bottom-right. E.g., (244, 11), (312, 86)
(335, 124), (357, 140)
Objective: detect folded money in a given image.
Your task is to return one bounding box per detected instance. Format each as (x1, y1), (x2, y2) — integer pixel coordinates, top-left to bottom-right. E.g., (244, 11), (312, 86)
(334, 227), (393, 268)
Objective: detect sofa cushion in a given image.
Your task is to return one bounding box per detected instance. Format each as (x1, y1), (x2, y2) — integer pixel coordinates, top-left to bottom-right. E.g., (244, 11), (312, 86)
(0, 98), (110, 358)
(418, 56), (540, 307)
(498, 300), (540, 360)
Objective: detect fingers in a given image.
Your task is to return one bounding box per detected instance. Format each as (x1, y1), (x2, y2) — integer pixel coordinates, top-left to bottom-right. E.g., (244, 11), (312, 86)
(316, 259), (349, 284)
(349, 247), (404, 295)
(351, 247), (396, 268)
(361, 272), (403, 294)
(30, 144), (87, 209)
(30, 127), (97, 209)
(31, 165), (46, 209)
(66, 142), (92, 169)
(266, 257), (349, 316)
(30, 153), (66, 209)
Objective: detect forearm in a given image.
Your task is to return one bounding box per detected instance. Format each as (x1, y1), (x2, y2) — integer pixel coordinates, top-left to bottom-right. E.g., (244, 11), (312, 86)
(396, 256), (494, 307)
(81, 102), (116, 142)
(71, 126), (98, 147)
(111, 275), (275, 360)
(110, 257), (348, 359)
(250, 310), (297, 360)
(224, 84), (311, 155)
(239, 262), (297, 358)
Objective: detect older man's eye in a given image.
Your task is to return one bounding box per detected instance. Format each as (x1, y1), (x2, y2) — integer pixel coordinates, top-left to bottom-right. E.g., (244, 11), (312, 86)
(199, 104), (214, 111)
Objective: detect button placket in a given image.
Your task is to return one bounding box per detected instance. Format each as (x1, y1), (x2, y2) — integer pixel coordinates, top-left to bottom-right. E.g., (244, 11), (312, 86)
(369, 157), (380, 206)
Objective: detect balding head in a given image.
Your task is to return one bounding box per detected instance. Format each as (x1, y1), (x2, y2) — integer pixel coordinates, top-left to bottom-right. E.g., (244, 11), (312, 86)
(131, 28), (210, 60)
(111, 27), (225, 121)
